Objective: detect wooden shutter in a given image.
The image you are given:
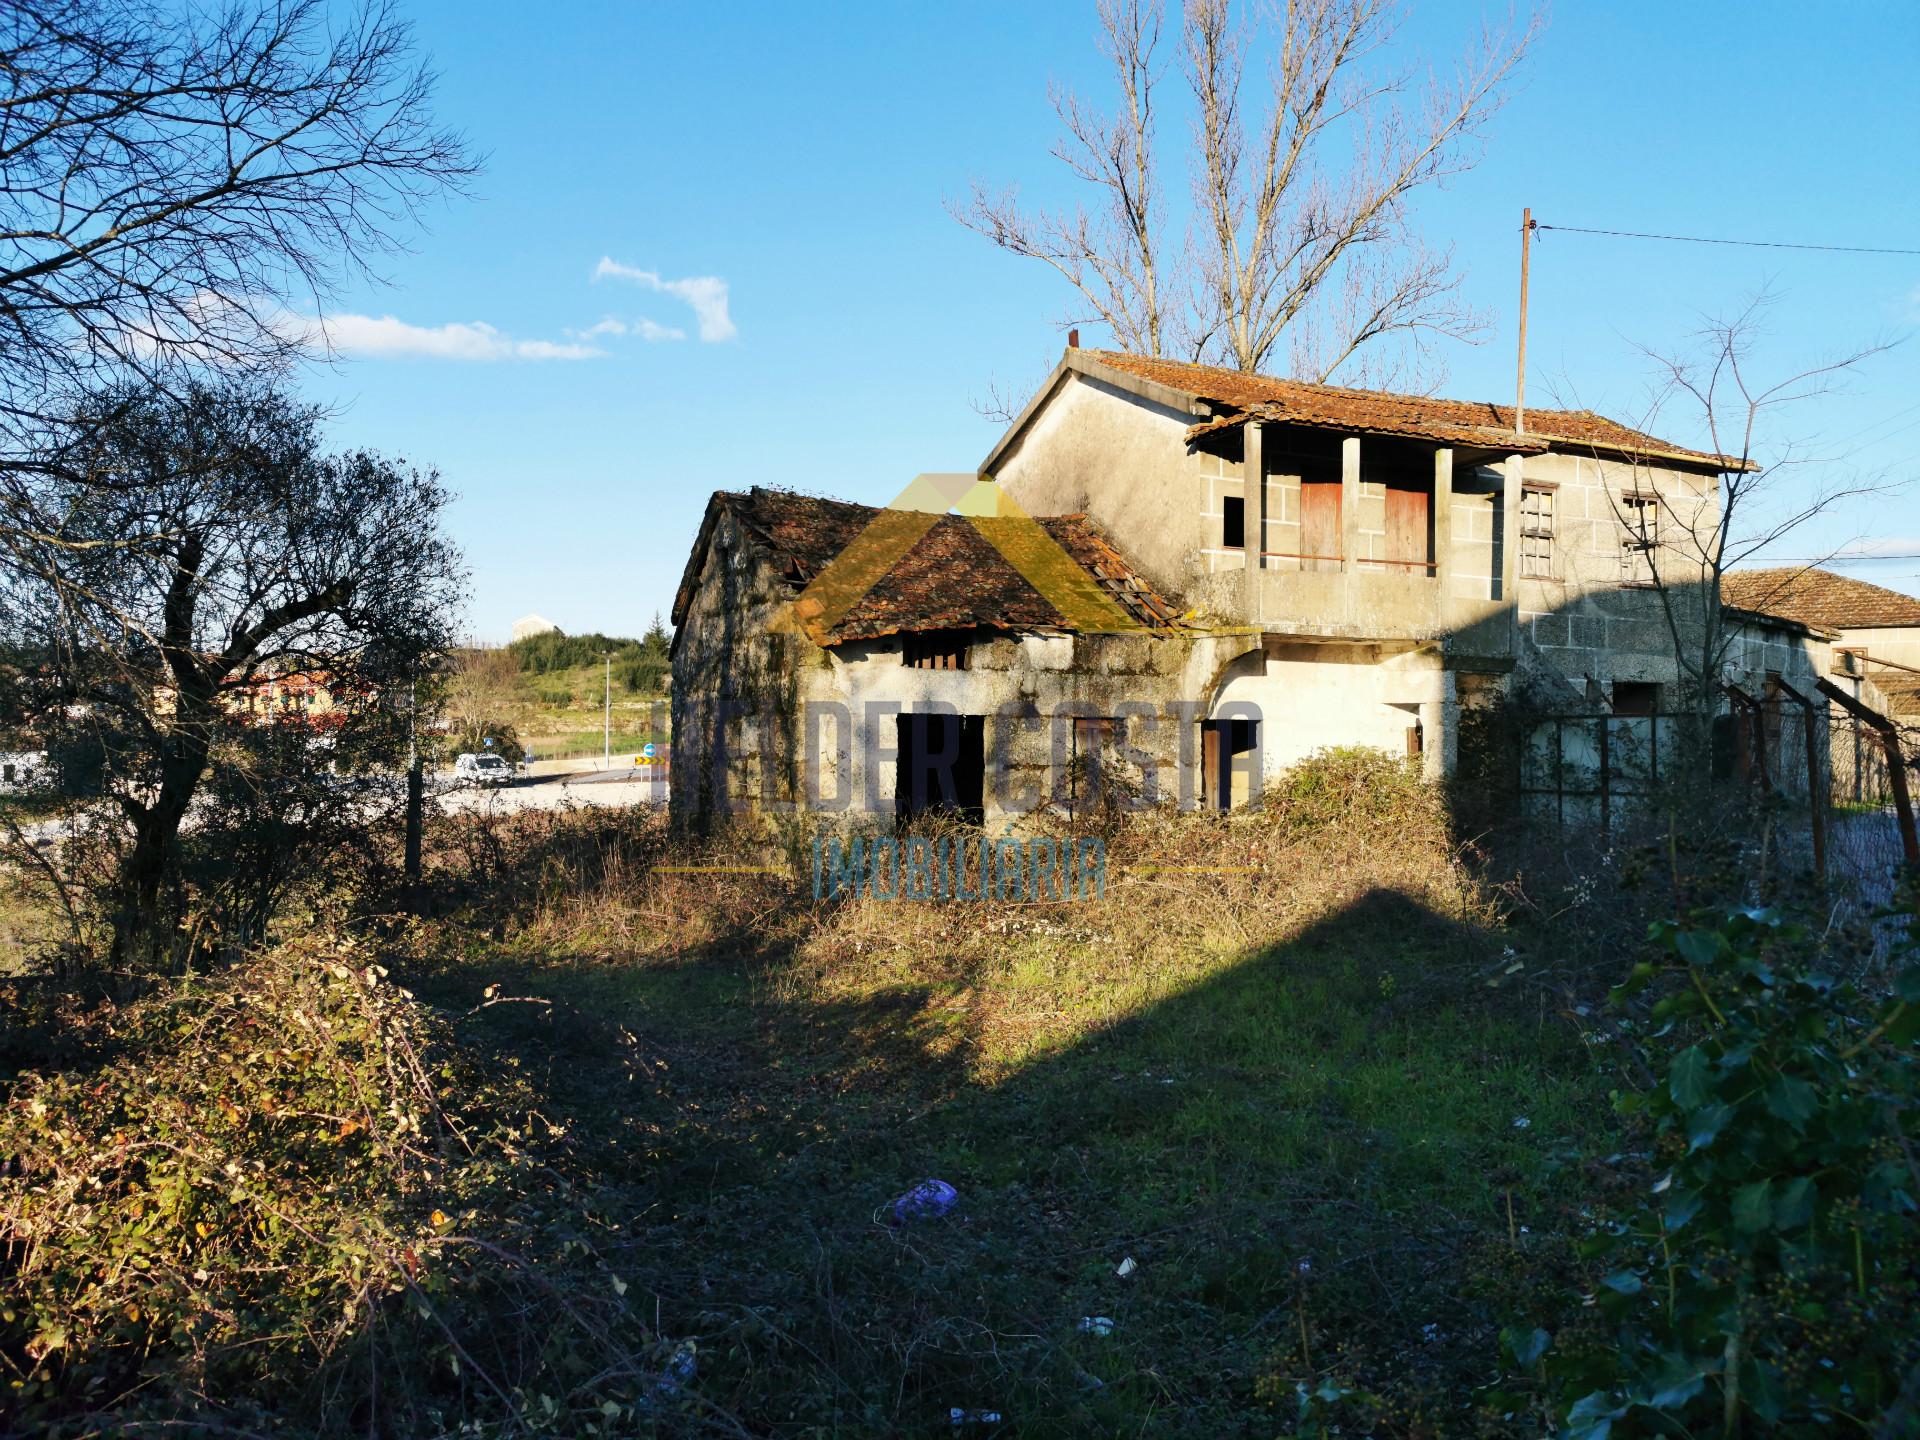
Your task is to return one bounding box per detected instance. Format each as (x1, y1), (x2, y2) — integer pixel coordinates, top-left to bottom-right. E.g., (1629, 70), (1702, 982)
(1383, 482), (1431, 572)
(1299, 481), (1341, 572)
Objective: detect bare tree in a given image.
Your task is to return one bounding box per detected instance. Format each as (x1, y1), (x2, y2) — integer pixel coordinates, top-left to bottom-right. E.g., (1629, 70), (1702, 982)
(0, 0), (472, 557)
(445, 643), (525, 758)
(1583, 295), (1897, 718)
(954, 0), (1537, 384)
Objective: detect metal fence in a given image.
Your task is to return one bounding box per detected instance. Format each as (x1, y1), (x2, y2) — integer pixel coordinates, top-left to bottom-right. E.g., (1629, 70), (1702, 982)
(1520, 712), (1687, 830)
(1520, 702), (1820, 833)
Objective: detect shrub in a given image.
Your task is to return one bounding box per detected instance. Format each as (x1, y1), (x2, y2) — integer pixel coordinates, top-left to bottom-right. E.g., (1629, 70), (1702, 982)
(0, 938), (675, 1434)
(1271, 745), (1436, 833)
(1514, 907), (1920, 1436)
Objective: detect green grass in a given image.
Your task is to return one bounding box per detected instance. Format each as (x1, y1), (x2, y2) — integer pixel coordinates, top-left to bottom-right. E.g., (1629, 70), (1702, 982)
(520, 727), (665, 759)
(402, 823), (1611, 1436)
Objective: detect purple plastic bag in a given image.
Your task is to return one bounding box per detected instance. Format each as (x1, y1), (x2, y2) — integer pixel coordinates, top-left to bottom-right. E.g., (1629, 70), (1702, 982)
(890, 1178), (958, 1223)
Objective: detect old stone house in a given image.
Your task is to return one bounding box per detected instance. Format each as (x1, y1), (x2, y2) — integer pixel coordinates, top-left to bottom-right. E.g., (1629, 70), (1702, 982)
(670, 346), (1828, 831)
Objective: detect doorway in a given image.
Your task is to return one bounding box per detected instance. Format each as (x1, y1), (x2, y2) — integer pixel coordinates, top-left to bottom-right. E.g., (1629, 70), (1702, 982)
(1299, 480), (1342, 572)
(896, 713), (985, 825)
(1199, 716), (1259, 810)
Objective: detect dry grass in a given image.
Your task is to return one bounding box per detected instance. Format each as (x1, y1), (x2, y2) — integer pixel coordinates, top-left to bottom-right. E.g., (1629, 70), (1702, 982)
(366, 750), (1605, 1435)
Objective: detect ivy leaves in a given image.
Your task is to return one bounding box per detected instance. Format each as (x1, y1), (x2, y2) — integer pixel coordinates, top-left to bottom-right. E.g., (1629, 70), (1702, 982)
(1533, 905), (1920, 1436)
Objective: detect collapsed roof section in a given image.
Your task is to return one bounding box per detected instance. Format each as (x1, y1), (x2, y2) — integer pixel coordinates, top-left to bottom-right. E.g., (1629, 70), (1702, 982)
(672, 487), (1180, 647)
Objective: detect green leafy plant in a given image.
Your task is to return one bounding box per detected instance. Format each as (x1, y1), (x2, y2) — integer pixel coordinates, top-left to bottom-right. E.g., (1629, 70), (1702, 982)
(1528, 907), (1920, 1437)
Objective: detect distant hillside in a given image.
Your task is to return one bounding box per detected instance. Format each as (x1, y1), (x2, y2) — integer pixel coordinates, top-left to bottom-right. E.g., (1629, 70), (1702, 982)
(509, 616), (670, 693)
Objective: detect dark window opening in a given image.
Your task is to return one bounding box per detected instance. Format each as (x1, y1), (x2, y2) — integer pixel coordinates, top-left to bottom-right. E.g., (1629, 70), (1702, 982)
(1406, 723), (1424, 756)
(1199, 717), (1259, 811)
(1612, 681), (1660, 716)
(903, 631), (971, 670)
(896, 713), (985, 825)
(1620, 494), (1660, 584)
(1221, 495), (1245, 550)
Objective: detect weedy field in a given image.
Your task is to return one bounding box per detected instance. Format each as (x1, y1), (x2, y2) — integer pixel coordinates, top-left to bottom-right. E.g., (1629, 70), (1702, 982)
(3, 749), (1912, 1437)
(388, 751), (1618, 1434)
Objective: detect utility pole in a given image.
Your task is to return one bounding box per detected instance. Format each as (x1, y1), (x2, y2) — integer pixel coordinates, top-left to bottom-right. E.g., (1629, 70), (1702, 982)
(603, 650), (612, 770)
(404, 665), (422, 908)
(1515, 206), (1535, 437)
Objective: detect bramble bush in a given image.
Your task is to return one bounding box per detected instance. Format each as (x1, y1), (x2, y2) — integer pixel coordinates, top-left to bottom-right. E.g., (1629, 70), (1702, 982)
(1507, 905), (1920, 1437)
(0, 937), (690, 1436)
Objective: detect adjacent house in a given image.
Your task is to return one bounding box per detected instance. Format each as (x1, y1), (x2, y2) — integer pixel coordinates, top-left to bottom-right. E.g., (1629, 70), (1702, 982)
(1722, 567), (1920, 722)
(670, 346), (1829, 830)
(1721, 567), (1920, 807)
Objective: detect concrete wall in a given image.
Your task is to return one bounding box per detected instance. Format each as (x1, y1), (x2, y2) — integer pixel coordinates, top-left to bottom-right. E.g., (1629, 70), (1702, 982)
(1513, 451), (1722, 705)
(1835, 624), (1920, 671)
(993, 373), (1204, 602)
(1210, 641), (1454, 781)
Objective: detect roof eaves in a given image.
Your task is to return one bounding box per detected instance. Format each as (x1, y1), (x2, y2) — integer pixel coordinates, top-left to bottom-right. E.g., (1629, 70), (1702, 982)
(1723, 604), (1838, 642)
(1186, 405), (1552, 455)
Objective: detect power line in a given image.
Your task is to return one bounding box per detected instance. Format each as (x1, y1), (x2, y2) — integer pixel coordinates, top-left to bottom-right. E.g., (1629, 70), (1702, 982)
(1535, 223), (1920, 258)
(1747, 554), (1920, 564)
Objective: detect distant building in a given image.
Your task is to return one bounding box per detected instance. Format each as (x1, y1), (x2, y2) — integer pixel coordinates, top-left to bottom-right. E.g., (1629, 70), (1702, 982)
(512, 613), (562, 642)
(1724, 567), (1920, 723)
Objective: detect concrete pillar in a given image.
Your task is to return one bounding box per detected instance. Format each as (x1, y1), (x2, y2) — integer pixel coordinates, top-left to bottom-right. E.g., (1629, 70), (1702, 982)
(1432, 446), (1453, 590)
(1245, 421), (1266, 570)
(1341, 436), (1361, 570)
(1499, 453), (1523, 602)
(1242, 421), (1265, 621)
(1418, 690), (1460, 781)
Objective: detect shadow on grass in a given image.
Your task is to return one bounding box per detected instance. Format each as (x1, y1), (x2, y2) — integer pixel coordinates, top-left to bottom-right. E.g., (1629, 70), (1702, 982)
(408, 880), (1603, 1437)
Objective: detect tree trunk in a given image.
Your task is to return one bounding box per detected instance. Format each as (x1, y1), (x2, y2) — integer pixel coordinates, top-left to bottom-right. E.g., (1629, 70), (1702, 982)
(112, 715), (213, 969)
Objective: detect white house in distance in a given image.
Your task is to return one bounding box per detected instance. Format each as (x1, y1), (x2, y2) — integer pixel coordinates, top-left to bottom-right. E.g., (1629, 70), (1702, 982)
(511, 613), (562, 643)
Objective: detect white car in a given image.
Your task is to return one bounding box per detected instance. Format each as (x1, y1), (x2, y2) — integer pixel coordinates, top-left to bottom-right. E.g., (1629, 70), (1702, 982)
(453, 752), (514, 787)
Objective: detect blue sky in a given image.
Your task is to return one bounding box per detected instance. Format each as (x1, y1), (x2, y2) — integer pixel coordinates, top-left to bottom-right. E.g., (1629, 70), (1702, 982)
(298, 1), (1920, 639)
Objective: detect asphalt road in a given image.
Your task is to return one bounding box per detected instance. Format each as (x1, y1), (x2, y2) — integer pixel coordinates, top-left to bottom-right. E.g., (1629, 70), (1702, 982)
(438, 767), (667, 815)
(6, 765), (668, 851)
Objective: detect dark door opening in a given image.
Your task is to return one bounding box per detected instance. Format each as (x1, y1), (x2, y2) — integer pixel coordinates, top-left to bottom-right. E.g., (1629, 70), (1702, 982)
(1199, 717), (1259, 811)
(896, 713), (985, 825)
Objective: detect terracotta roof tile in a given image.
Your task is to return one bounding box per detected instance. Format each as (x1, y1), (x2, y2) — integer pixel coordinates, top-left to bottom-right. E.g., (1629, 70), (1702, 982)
(1084, 350), (1752, 470)
(693, 488), (1177, 644)
(1721, 567), (1920, 631)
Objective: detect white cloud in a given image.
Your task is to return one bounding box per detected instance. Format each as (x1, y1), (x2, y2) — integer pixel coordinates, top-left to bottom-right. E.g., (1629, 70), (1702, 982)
(320, 313), (602, 361)
(568, 314), (686, 343)
(1833, 536), (1920, 559)
(593, 258), (736, 341)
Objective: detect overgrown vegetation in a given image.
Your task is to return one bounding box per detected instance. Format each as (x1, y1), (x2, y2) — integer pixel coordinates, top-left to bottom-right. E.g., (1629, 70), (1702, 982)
(508, 615), (671, 694)
(1520, 907), (1919, 1436)
(0, 937), (690, 1435)
(2, 749), (1915, 1435)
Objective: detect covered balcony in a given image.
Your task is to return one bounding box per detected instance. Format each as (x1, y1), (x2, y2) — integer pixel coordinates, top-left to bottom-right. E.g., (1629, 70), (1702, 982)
(1199, 422), (1527, 661)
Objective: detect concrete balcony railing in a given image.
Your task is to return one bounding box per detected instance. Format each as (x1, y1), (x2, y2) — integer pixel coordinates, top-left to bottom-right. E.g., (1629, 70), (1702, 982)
(1199, 566), (1513, 662)
(1195, 430), (1525, 665)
